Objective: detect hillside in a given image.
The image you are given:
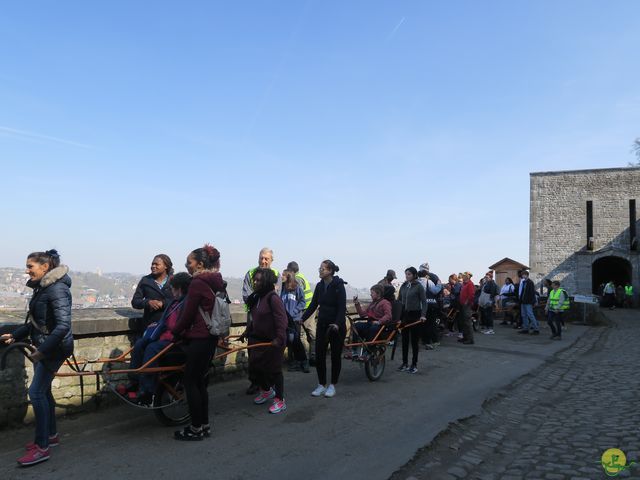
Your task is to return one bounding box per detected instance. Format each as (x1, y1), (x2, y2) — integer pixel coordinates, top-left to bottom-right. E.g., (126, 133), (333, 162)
(0, 267), (371, 310)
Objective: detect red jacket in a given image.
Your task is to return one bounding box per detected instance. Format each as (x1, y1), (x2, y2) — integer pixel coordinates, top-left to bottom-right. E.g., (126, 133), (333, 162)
(355, 299), (393, 325)
(172, 271), (224, 339)
(460, 280), (475, 306)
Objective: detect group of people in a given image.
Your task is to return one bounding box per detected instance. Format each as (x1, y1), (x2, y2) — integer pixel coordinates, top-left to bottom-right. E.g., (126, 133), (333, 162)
(1, 245), (606, 467)
(601, 280), (634, 310)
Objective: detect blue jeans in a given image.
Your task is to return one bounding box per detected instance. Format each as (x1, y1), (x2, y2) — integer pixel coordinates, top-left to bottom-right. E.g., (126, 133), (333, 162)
(29, 360), (64, 448)
(520, 304), (539, 331)
(130, 338), (170, 394)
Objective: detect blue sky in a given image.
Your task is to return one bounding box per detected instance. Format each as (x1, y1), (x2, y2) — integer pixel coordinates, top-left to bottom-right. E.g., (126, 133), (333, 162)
(1, 1), (639, 287)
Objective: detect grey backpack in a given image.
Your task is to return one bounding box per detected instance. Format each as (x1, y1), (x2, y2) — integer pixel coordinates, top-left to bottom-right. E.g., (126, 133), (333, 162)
(199, 288), (232, 336)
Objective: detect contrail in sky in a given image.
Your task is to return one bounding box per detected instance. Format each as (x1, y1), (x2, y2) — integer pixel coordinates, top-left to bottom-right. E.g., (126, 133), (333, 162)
(0, 125), (92, 149)
(387, 17), (406, 41)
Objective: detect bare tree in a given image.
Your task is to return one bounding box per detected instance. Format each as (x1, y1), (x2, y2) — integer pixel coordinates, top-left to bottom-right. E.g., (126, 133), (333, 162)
(631, 138), (640, 167)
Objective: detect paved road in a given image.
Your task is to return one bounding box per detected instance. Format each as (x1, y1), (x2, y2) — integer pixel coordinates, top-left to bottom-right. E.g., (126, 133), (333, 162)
(0, 322), (590, 480)
(392, 308), (640, 480)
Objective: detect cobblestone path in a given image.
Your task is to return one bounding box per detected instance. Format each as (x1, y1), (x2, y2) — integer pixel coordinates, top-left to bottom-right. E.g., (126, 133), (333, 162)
(392, 309), (640, 480)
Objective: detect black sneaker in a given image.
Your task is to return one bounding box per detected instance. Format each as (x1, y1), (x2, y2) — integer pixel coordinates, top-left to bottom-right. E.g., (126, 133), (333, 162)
(202, 424), (211, 437)
(287, 362), (302, 372)
(136, 392), (153, 407)
(531, 330), (540, 335)
(174, 426), (204, 441)
(518, 329), (529, 334)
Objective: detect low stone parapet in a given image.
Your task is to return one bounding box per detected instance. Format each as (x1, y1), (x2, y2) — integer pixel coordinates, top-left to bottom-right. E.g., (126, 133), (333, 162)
(0, 307), (250, 429)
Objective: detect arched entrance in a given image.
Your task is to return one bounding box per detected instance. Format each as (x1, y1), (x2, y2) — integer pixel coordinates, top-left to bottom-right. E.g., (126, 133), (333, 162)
(592, 256), (632, 294)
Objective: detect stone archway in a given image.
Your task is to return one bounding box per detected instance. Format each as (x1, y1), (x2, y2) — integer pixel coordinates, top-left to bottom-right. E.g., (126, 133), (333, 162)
(592, 256), (632, 294)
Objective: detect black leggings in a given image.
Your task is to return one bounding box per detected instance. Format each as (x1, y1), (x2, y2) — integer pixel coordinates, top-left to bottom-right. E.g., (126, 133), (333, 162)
(251, 370), (284, 400)
(315, 324), (345, 385)
(401, 310), (421, 366)
(182, 337), (217, 428)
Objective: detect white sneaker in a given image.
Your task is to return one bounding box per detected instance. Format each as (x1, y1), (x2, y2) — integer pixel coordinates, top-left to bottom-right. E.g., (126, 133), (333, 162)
(483, 329), (495, 335)
(324, 384), (336, 398)
(311, 385), (326, 397)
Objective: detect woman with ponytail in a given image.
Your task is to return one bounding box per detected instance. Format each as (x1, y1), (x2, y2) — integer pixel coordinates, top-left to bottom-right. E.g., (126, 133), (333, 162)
(1, 249), (73, 466)
(301, 260), (347, 398)
(171, 244), (223, 440)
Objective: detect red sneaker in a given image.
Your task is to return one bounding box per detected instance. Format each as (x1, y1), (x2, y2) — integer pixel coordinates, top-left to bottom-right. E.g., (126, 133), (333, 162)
(26, 434), (59, 450)
(17, 446), (50, 466)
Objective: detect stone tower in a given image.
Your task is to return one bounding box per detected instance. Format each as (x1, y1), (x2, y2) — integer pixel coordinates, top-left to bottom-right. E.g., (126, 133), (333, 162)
(529, 167), (640, 295)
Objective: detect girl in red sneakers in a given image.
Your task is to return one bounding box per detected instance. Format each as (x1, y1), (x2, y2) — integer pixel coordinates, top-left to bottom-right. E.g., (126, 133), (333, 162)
(244, 268), (288, 414)
(1, 250), (73, 466)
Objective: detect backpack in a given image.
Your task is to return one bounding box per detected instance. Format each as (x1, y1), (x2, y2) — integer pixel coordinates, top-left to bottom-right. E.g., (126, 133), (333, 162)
(199, 288), (232, 336)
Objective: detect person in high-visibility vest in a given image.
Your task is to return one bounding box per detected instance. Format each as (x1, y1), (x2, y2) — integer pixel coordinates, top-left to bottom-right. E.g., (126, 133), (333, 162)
(624, 282), (634, 308)
(545, 280), (569, 340)
(287, 261), (315, 365)
(241, 248), (280, 395)
(242, 248), (281, 312)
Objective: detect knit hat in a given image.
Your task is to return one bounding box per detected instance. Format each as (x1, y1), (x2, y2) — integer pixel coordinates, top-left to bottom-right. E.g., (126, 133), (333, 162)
(419, 262), (429, 272)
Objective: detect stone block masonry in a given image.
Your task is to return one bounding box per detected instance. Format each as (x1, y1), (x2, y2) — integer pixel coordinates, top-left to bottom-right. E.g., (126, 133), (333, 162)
(530, 167), (640, 295)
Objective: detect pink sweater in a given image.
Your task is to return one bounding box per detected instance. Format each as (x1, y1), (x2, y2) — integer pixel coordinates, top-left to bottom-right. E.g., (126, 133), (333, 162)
(355, 299), (393, 325)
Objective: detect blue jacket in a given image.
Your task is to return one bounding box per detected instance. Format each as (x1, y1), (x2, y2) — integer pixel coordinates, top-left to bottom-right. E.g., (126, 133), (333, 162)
(280, 285), (306, 321)
(143, 296), (186, 343)
(13, 266), (74, 366)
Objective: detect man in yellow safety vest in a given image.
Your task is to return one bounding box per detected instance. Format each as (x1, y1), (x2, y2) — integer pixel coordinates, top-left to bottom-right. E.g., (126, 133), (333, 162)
(241, 247), (280, 394)
(287, 261), (315, 366)
(545, 280), (569, 340)
(624, 282), (634, 308)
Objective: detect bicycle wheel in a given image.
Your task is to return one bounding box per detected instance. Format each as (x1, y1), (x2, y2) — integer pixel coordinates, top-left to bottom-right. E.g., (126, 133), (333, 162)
(364, 349), (386, 382)
(153, 374), (190, 426)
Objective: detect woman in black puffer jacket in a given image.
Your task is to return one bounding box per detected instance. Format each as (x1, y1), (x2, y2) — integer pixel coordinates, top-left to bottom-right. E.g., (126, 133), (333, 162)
(1, 250), (73, 467)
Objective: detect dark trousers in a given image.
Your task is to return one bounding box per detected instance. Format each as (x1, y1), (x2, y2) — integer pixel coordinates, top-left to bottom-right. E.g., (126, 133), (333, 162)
(604, 293), (616, 308)
(130, 338), (171, 394)
(481, 306), (494, 328)
(315, 324), (345, 385)
(460, 304), (474, 341)
(252, 370), (284, 399)
(401, 310), (421, 366)
(288, 322), (307, 362)
(352, 322), (383, 342)
(182, 337), (217, 428)
(547, 311), (563, 337)
(421, 307), (439, 344)
(29, 359), (64, 448)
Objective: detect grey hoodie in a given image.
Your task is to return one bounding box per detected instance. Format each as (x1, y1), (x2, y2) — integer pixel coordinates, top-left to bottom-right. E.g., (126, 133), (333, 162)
(398, 281), (427, 317)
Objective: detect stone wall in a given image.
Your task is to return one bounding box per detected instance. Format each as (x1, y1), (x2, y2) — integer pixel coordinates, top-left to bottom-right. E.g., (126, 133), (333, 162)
(0, 307), (251, 429)
(530, 167), (640, 295)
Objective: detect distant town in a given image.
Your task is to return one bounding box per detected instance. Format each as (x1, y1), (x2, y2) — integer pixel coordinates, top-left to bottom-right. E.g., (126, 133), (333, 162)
(0, 267), (369, 311)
